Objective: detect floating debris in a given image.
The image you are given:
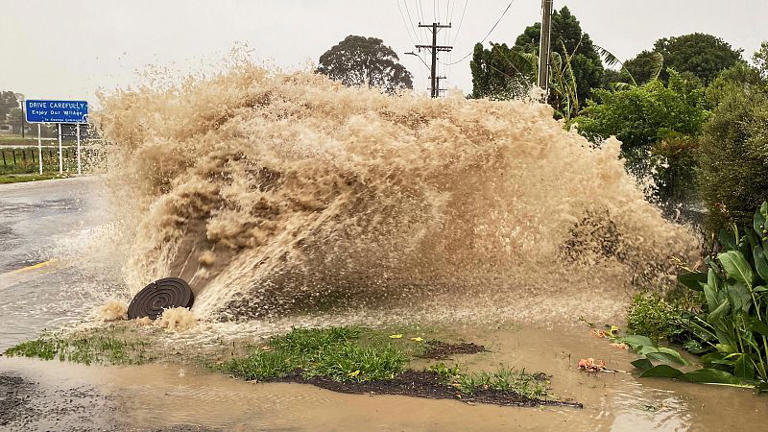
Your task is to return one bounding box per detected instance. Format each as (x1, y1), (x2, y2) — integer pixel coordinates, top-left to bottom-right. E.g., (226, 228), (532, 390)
(578, 358), (607, 373)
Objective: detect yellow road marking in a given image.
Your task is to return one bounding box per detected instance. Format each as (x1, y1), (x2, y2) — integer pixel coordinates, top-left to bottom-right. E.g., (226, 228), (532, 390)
(12, 259), (58, 273)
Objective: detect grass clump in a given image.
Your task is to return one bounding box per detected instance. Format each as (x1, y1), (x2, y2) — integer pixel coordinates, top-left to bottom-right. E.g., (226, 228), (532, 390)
(428, 363), (551, 400)
(0, 173), (65, 184)
(4, 333), (153, 365)
(221, 327), (409, 382)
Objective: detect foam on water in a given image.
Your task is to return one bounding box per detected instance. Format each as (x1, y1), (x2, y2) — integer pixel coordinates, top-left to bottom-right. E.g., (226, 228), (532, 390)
(94, 63), (696, 325)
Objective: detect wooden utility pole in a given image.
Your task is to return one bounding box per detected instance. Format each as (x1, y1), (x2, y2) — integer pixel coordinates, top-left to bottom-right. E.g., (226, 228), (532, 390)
(416, 22), (452, 98)
(537, 0), (554, 92)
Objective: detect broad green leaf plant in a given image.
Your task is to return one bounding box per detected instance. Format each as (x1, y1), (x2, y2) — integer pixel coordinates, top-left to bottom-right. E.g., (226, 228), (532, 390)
(623, 202), (768, 391)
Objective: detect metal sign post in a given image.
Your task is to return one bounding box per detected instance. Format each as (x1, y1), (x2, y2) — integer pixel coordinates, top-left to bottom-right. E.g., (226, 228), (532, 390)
(25, 100), (88, 176)
(37, 124), (42, 175)
(76, 124), (81, 175)
(57, 123), (63, 174)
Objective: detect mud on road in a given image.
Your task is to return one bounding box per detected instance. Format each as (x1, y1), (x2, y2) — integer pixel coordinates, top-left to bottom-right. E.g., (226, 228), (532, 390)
(0, 372), (218, 432)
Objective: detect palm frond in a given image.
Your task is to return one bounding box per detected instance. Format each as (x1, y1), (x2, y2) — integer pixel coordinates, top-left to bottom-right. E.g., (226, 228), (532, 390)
(594, 43), (638, 87)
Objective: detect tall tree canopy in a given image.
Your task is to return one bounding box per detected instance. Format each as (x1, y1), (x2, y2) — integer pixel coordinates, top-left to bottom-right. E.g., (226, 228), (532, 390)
(469, 42), (536, 100)
(604, 33), (742, 90)
(470, 6), (603, 118)
(512, 6), (604, 108)
(620, 33), (743, 86)
(621, 50), (664, 85)
(317, 35), (413, 93)
(754, 41), (768, 79)
(698, 46), (768, 229)
(0, 91), (19, 121)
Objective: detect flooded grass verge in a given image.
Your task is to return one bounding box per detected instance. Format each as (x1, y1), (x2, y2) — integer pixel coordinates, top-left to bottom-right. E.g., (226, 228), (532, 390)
(0, 173), (69, 184)
(3, 325), (581, 409)
(418, 340), (487, 360)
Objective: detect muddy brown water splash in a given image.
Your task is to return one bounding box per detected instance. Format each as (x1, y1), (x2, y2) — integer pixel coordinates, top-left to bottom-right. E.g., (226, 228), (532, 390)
(95, 64), (695, 322)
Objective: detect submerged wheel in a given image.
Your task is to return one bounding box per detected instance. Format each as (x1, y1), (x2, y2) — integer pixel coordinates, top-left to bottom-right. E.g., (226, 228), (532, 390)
(127, 277), (194, 320)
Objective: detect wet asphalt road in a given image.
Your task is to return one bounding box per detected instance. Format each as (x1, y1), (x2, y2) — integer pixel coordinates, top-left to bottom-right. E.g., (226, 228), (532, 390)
(0, 178), (210, 432)
(0, 177), (115, 350)
(0, 177), (105, 272)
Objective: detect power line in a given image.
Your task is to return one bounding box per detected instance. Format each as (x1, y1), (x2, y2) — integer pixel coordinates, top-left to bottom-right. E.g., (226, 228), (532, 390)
(416, 0), (427, 38)
(441, 0), (517, 66)
(397, 0), (417, 44)
(402, 0), (420, 40)
(451, 0), (468, 44)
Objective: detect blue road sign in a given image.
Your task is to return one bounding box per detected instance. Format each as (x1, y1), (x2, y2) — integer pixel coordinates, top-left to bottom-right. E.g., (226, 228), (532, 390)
(25, 99), (88, 123)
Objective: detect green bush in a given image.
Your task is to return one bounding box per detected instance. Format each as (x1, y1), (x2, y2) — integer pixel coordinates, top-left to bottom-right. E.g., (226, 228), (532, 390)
(573, 70), (708, 203)
(698, 81), (768, 230)
(671, 203), (768, 388)
(627, 292), (688, 343)
(624, 203), (768, 390)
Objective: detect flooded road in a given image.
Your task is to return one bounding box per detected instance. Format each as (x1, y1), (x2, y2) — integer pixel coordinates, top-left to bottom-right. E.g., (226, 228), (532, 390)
(0, 177), (120, 350)
(1, 178), (767, 432)
(2, 325), (766, 432)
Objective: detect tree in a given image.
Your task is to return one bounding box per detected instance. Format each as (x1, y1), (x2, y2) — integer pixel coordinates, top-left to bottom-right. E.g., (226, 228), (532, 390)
(317, 35), (413, 93)
(698, 50), (768, 230)
(754, 41), (768, 79)
(653, 33), (743, 84)
(469, 42), (536, 100)
(600, 68), (623, 89)
(0, 91), (19, 121)
(512, 6), (604, 109)
(573, 71), (709, 203)
(621, 51), (664, 85)
(698, 86), (768, 230)
(7, 108), (23, 133)
(705, 62), (764, 109)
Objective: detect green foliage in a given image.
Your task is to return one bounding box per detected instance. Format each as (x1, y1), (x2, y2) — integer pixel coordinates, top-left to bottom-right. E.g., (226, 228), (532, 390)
(627, 204), (768, 391)
(600, 68), (624, 89)
(317, 35), (413, 93)
(470, 6), (603, 119)
(6, 108), (23, 133)
(754, 41), (768, 79)
(573, 71), (709, 202)
(620, 335), (689, 366)
(627, 292), (688, 343)
(621, 51), (665, 85)
(654, 33), (744, 85)
(221, 327), (409, 383)
(0, 90), (19, 121)
(0, 173), (67, 184)
(428, 363), (550, 400)
(698, 69), (768, 230)
(705, 62), (765, 109)
(512, 6), (604, 108)
(4, 334), (153, 365)
(469, 42), (535, 100)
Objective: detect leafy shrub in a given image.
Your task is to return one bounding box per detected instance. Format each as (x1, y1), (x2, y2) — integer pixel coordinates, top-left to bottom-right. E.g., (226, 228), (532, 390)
(626, 203), (768, 390)
(627, 292), (688, 343)
(573, 71), (708, 203)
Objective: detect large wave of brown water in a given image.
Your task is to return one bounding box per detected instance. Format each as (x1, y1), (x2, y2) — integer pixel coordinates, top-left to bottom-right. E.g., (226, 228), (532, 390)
(94, 64), (696, 324)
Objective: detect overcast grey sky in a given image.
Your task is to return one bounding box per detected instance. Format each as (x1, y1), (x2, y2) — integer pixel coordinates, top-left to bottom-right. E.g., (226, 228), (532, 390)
(2, 0), (767, 100)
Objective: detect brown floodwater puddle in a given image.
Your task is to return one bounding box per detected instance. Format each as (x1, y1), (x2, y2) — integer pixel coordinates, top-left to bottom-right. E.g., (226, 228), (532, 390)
(1, 325), (766, 431)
